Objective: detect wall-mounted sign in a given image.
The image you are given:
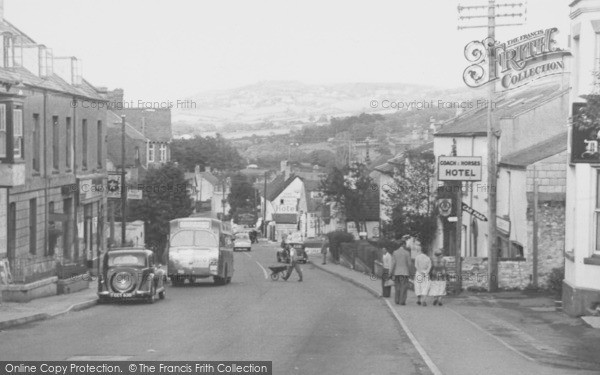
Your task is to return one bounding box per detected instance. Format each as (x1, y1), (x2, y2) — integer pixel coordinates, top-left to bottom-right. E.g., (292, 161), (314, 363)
(497, 216), (511, 235)
(462, 203), (487, 222)
(437, 198), (452, 217)
(107, 173), (122, 199)
(127, 189), (143, 200)
(438, 156), (482, 181)
(463, 27), (570, 91)
(571, 102), (600, 164)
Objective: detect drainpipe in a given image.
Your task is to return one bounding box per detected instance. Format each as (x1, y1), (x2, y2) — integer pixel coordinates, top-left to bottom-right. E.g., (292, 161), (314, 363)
(43, 90), (48, 262)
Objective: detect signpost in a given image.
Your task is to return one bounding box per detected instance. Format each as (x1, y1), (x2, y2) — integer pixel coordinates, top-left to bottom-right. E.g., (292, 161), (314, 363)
(439, 150), (482, 294)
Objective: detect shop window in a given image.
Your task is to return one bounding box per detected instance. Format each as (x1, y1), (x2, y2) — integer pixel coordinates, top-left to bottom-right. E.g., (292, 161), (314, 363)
(47, 202), (56, 256)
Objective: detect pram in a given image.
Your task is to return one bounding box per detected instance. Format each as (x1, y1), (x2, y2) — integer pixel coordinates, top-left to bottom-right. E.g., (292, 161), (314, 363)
(268, 265), (289, 281)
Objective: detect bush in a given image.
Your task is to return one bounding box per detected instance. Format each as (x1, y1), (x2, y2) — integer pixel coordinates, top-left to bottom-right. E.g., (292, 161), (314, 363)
(326, 231), (355, 261)
(548, 267), (564, 297)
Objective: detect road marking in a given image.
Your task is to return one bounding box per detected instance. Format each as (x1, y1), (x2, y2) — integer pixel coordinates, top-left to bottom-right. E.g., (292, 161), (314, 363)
(384, 299), (443, 375)
(445, 306), (537, 363)
(254, 260), (269, 279)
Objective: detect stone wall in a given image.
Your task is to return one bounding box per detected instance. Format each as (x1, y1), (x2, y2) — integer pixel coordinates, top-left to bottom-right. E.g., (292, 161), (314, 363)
(445, 257), (531, 291)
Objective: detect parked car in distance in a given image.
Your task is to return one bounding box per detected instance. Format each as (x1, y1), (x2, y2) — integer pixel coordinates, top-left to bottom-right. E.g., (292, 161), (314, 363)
(289, 242), (308, 264)
(233, 232), (252, 251)
(98, 248), (166, 303)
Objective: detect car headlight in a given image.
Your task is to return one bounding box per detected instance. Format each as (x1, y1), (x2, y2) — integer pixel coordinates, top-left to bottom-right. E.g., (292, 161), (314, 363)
(209, 258), (218, 265)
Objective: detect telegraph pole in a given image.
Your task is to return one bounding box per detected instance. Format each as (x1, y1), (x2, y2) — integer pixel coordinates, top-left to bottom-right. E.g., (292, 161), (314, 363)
(120, 115), (127, 246)
(458, 0), (525, 292)
(263, 171), (268, 238)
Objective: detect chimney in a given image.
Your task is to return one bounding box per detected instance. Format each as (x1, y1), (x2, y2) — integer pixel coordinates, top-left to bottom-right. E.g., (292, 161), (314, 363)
(108, 88), (124, 106)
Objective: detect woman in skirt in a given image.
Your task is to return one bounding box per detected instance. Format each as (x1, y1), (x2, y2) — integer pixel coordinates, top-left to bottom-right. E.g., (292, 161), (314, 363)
(429, 249), (448, 306)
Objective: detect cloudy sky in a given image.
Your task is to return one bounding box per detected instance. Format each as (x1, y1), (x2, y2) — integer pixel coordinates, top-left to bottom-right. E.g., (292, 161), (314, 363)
(5, 0), (570, 102)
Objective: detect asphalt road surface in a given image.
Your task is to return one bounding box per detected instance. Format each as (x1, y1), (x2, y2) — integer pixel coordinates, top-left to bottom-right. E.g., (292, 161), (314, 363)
(0, 242), (431, 375)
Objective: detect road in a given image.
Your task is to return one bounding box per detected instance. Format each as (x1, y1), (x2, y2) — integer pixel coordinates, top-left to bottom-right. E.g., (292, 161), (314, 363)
(0, 242), (431, 375)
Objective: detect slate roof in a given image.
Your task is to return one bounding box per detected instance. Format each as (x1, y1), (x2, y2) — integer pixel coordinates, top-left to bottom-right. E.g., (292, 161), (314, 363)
(272, 213), (298, 224)
(111, 108), (172, 142)
(435, 83), (568, 137)
(107, 111), (147, 141)
(198, 171), (220, 186)
(265, 174), (298, 201)
(499, 131), (568, 168)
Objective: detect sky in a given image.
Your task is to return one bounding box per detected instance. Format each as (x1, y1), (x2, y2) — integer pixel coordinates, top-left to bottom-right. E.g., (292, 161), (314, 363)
(5, 0), (571, 103)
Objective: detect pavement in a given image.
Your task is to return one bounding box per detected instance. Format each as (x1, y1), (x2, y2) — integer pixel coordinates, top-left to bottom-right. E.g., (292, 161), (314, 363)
(311, 260), (600, 375)
(0, 283), (97, 330)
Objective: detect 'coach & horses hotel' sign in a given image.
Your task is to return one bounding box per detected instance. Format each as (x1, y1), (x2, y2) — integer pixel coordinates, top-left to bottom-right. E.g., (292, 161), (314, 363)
(463, 27), (570, 90)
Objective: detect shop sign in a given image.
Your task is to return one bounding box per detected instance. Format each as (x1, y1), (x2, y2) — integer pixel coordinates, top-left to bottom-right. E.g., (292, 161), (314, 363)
(78, 177), (104, 201)
(571, 102), (600, 164)
(107, 173), (122, 199)
(463, 27), (570, 91)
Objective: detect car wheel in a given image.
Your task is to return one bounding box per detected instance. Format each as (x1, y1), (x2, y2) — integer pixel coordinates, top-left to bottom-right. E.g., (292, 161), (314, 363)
(159, 288), (166, 300)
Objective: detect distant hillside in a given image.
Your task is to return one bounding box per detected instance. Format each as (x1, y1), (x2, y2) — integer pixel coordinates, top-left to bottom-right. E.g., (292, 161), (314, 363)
(173, 81), (476, 133)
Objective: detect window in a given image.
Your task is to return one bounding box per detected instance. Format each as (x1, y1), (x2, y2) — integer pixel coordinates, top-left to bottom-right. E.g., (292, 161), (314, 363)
(134, 146), (140, 165)
(82, 119), (88, 169)
(159, 144), (167, 162)
(13, 106), (22, 159)
(0, 104), (5, 158)
(65, 117), (72, 169)
(52, 116), (59, 170)
(97, 120), (102, 168)
(47, 202), (55, 256)
(148, 143), (155, 163)
(33, 114), (40, 172)
(29, 198), (36, 255)
(3, 34), (13, 68)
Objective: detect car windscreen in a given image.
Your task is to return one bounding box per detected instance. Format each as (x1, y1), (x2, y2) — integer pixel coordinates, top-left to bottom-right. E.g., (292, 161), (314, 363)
(171, 230), (218, 247)
(235, 233), (249, 240)
(108, 254), (146, 267)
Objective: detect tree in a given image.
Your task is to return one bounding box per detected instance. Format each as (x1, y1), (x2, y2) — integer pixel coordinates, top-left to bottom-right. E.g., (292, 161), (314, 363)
(228, 173), (260, 222)
(383, 149), (437, 250)
(171, 134), (246, 172)
(128, 163), (193, 260)
(320, 162), (377, 233)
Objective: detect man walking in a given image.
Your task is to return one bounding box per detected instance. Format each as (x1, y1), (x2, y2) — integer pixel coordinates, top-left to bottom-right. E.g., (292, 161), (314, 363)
(389, 240), (411, 305)
(283, 245), (303, 282)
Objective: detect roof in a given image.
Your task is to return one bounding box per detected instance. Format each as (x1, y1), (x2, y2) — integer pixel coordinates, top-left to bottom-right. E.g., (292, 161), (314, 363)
(265, 174), (300, 201)
(272, 213), (298, 224)
(107, 111), (147, 141)
(499, 131), (568, 169)
(198, 171), (219, 186)
(436, 83), (568, 137)
(111, 108), (172, 142)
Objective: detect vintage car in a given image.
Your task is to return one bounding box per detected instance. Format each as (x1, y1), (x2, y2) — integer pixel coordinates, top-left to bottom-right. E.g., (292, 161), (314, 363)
(277, 241), (308, 264)
(233, 232), (252, 252)
(98, 248), (166, 303)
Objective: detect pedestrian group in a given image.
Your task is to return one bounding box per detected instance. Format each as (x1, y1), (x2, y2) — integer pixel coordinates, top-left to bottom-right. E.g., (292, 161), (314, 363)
(386, 238), (447, 306)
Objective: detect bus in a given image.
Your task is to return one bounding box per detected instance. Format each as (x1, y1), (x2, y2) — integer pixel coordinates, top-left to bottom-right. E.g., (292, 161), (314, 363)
(166, 217), (234, 286)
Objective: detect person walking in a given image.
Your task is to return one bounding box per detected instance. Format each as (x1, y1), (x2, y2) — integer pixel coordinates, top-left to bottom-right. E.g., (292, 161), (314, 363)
(414, 248), (432, 306)
(283, 245), (303, 282)
(429, 249), (448, 306)
(320, 235), (329, 265)
(381, 247), (393, 298)
(389, 240), (411, 305)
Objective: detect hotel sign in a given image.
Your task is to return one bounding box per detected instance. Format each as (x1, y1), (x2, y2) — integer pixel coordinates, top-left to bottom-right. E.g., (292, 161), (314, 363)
(438, 156), (482, 181)
(463, 28), (570, 90)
